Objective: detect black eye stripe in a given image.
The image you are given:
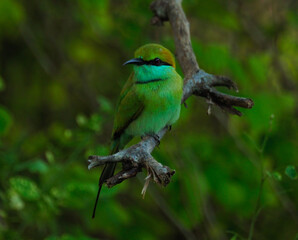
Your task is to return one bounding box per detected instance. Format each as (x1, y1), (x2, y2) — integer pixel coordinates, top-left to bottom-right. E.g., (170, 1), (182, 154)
(146, 58), (172, 66)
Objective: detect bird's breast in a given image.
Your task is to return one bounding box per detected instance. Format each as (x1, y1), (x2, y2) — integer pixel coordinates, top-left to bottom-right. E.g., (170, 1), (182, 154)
(125, 72), (182, 136)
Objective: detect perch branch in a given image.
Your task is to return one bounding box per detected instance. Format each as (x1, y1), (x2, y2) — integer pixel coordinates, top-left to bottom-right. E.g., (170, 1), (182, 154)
(88, 0), (254, 189)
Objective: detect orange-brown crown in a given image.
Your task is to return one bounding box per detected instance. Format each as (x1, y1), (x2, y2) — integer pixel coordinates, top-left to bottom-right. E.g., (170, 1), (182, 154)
(134, 43), (176, 68)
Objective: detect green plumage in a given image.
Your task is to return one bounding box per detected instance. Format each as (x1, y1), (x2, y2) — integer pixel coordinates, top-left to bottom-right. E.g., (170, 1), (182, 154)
(92, 44), (183, 218)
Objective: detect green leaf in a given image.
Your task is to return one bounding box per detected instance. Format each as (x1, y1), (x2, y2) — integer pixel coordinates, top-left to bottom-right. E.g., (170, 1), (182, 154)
(76, 114), (87, 127)
(64, 129), (72, 139)
(8, 189), (24, 210)
(97, 96), (113, 113)
(230, 234), (238, 240)
(272, 172), (282, 181)
(45, 151), (55, 163)
(248, 54), (270, 84)
(62, 181), (96, 208)
(0, 106), (12, 135)
(285, 165), (297, 180)
(10, 177), (40, 201)
(88, 113), (102, 132)
(0, 0), (24, 33)
(28, 159), (49, 174)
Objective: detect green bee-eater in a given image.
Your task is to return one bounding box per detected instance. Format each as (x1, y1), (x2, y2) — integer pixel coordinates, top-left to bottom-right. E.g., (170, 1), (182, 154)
(92, 43), (183, 218)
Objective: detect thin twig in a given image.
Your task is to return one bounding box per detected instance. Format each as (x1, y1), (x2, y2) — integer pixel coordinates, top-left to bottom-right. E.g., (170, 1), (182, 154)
(248, 115), (273, 240)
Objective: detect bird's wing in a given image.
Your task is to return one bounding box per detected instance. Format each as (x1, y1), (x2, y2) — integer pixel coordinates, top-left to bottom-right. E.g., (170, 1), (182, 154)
(112, 73), (144, 140)
(93, 74), (143, 218)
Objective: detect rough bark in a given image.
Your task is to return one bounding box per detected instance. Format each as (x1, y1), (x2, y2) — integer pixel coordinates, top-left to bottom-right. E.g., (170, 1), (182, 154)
(88, 0), (254, 190)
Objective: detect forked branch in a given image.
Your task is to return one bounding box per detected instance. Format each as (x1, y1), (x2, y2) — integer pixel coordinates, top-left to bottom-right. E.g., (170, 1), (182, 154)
(88, 0), (254, 190)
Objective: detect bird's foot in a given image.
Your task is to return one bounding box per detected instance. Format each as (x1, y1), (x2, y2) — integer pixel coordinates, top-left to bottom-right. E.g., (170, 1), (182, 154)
(142, 133), (160, 146)
(167, 125), (172, 131)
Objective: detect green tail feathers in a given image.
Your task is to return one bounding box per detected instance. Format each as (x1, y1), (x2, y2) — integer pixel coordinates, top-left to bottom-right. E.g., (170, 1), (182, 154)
(91, 139), (121, 219)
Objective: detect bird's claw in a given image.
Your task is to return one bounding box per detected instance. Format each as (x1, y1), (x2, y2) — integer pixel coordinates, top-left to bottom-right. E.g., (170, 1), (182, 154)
(144, 133), (160, 146)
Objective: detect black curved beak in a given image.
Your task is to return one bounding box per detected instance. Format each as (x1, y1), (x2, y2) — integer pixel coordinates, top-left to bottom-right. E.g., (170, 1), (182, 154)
(123, 58), (145, 66)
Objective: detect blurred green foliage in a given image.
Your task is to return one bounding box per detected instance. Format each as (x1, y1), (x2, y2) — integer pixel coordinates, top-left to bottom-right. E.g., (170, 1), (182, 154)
(0, 0), (297, 239)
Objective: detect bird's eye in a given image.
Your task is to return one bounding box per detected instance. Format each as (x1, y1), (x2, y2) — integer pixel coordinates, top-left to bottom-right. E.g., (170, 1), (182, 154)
(154, 58), (161, 65)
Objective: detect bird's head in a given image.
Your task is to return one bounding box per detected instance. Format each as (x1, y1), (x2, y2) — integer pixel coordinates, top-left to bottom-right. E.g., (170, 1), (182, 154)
(123, 44), (177, 83)
(123, 43), (176, 69)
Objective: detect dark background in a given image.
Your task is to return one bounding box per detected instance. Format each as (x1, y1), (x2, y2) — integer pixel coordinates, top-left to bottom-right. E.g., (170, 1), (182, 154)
(0, 0), (297, 239)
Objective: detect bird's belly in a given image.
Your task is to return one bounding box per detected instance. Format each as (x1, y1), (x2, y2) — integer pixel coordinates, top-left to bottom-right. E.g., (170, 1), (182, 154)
(125, 95), (181, 137)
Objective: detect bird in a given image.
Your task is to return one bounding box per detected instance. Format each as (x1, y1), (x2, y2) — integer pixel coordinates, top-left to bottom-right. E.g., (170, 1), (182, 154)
(92, 43), (183, 218)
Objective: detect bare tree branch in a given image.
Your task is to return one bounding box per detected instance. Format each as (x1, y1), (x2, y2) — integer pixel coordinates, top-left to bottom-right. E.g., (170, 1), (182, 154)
(88, 0), (254, 189)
